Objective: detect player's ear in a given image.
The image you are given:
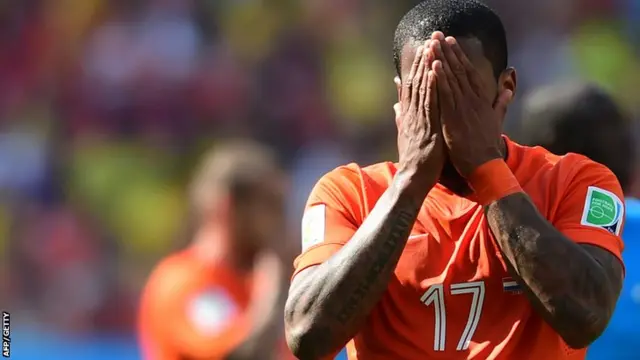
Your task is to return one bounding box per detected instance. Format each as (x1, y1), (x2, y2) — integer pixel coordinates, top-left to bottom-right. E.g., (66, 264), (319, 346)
(395, 76), (402, 100)
(498, 67), (516, 102)
(495, 67), (517, 118)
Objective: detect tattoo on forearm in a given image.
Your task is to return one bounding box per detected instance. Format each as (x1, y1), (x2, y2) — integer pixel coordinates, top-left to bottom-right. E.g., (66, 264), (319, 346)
(336, 206), (416, 323)
(485, 192), (623, 348)
(285, 184), (423, 358)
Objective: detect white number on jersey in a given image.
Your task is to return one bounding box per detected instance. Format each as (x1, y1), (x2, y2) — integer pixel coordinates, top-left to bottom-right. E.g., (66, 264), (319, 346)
(421, 281), (486, 351)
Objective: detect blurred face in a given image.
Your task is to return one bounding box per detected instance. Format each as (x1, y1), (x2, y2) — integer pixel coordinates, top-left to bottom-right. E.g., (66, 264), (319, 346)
(230, 172), (288, 252)
(397, 36), (516, 195)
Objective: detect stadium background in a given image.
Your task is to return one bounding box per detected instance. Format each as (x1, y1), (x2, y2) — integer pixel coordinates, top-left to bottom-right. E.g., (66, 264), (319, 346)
(0, 0), (638, 359)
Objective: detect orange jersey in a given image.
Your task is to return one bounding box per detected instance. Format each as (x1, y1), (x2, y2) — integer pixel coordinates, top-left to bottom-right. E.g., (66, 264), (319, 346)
(294, 138), (625, 360)
(139, 249), (292, 360)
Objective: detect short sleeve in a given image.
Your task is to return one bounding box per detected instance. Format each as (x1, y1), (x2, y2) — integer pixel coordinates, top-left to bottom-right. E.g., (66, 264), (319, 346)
(293, 166), (362, 278)
(552, 158), (626, 263)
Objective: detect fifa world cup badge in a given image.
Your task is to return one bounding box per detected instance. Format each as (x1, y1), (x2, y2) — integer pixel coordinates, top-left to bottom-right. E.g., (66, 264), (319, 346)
(580, 186), (624, 236)
(301, 205), (326, 252)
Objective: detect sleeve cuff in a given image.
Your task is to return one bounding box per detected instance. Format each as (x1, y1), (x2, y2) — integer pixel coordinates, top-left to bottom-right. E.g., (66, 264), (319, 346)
(292, 243), (343, 279)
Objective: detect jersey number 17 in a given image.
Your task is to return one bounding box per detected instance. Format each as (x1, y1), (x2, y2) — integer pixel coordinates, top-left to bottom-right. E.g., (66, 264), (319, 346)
(421, 281), (486, 352)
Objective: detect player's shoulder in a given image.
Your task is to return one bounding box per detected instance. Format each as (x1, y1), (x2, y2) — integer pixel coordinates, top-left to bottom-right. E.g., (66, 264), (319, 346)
(513, 140), (622, 214)
(512, 139), (616, 185)
(316, 161), (396, 187)
(309, 161), (396, 203)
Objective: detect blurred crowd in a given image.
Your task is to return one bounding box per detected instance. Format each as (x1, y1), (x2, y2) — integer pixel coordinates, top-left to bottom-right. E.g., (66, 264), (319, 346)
(1, 0), (639, 342)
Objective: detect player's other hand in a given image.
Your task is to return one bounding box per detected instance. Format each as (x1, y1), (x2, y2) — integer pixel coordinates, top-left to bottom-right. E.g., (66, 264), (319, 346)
(394, 41), (445, 188)
(430, 32), (513, 177)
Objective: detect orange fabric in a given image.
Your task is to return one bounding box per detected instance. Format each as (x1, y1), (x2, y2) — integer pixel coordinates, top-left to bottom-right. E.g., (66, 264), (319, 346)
(468, 159), (523, 205)
(293, 137), (625, 360)
(139, 250), (294, 360)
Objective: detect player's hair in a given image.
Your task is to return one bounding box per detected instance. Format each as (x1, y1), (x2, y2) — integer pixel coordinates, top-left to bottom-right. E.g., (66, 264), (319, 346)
(519, 82), (635, 191)
(189, 140), (281, 218)
(393, 0), (508, 79)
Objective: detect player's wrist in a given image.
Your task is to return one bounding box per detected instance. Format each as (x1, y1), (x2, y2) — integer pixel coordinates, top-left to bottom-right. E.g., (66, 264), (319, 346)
(468, 159), (522, 205)
(393, 168), (437, 201)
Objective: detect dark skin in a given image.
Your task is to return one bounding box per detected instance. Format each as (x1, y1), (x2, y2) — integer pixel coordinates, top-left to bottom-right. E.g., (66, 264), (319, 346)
(285, 42), (445, 359)
(284, 32), (624, 358)
(429, 31), (624, 348)
(396, 36), (511, 195)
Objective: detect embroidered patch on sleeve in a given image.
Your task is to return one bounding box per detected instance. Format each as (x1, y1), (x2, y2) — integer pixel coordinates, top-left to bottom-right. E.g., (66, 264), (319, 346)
(301, 204), (326, 252)
(580, 186), (625, 236)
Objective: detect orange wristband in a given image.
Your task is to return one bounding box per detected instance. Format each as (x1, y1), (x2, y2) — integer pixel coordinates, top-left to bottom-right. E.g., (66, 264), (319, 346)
(468, 159), (522, 205)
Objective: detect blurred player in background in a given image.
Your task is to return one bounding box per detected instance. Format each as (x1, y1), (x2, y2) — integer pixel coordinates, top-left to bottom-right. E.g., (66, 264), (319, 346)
(519, 82), (636, 194)
(284, 1), (626, 359)
(139, 141), (293, 360)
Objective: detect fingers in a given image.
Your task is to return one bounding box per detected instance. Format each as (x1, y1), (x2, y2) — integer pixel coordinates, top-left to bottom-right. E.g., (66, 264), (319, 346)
(432, 59), (455, 115)
(430, 31), (484, 103)
(429, 37), (462, 104)
(417, 46), (432, 112)
(430, 34), (454, 113)
(412, 44), (429, 110)
(425, 68), (439, 127)
(442, 37), (474, 97)
(402, 45), (424, 107)
(448, 37), (485, 98)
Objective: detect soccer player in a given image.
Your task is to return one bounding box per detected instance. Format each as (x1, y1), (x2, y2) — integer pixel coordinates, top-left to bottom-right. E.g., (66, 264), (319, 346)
(284, 1), (626, 359)
(519, 82), (636, 193)
(139, 141), (292, 360)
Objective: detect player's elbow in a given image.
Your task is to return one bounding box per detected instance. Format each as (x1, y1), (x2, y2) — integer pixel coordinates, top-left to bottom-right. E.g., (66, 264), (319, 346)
(285, 320), (314, 359)
(284, 301), (303, 355)
(561, 322), (607, 349)
(284, 306), (319, 358)
(559, 308), (612, 349)
(284, 301), (337, 359)
(285, 268), (350, 358)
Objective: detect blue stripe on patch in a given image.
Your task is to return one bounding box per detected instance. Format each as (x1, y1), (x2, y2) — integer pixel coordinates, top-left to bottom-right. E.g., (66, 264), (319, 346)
(502, 278), (522, 293)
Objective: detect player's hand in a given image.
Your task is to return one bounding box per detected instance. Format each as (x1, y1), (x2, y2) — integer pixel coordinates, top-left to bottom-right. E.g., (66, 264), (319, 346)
(430, 32), (513, 177)
(395, 41), (445, 185)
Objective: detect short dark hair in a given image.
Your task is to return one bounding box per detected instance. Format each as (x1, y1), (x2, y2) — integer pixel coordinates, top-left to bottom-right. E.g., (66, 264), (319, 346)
(519, 82), (635, 191)
(393, 0), (508, 79)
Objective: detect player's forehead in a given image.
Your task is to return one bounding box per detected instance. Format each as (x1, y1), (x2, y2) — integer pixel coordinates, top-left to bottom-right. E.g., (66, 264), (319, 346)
(399, 36), (492, 79)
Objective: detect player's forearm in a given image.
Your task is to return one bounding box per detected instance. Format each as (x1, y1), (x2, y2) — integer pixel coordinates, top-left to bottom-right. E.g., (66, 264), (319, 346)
(485, 192), (617, 348)
(285, 171), (432, 359)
